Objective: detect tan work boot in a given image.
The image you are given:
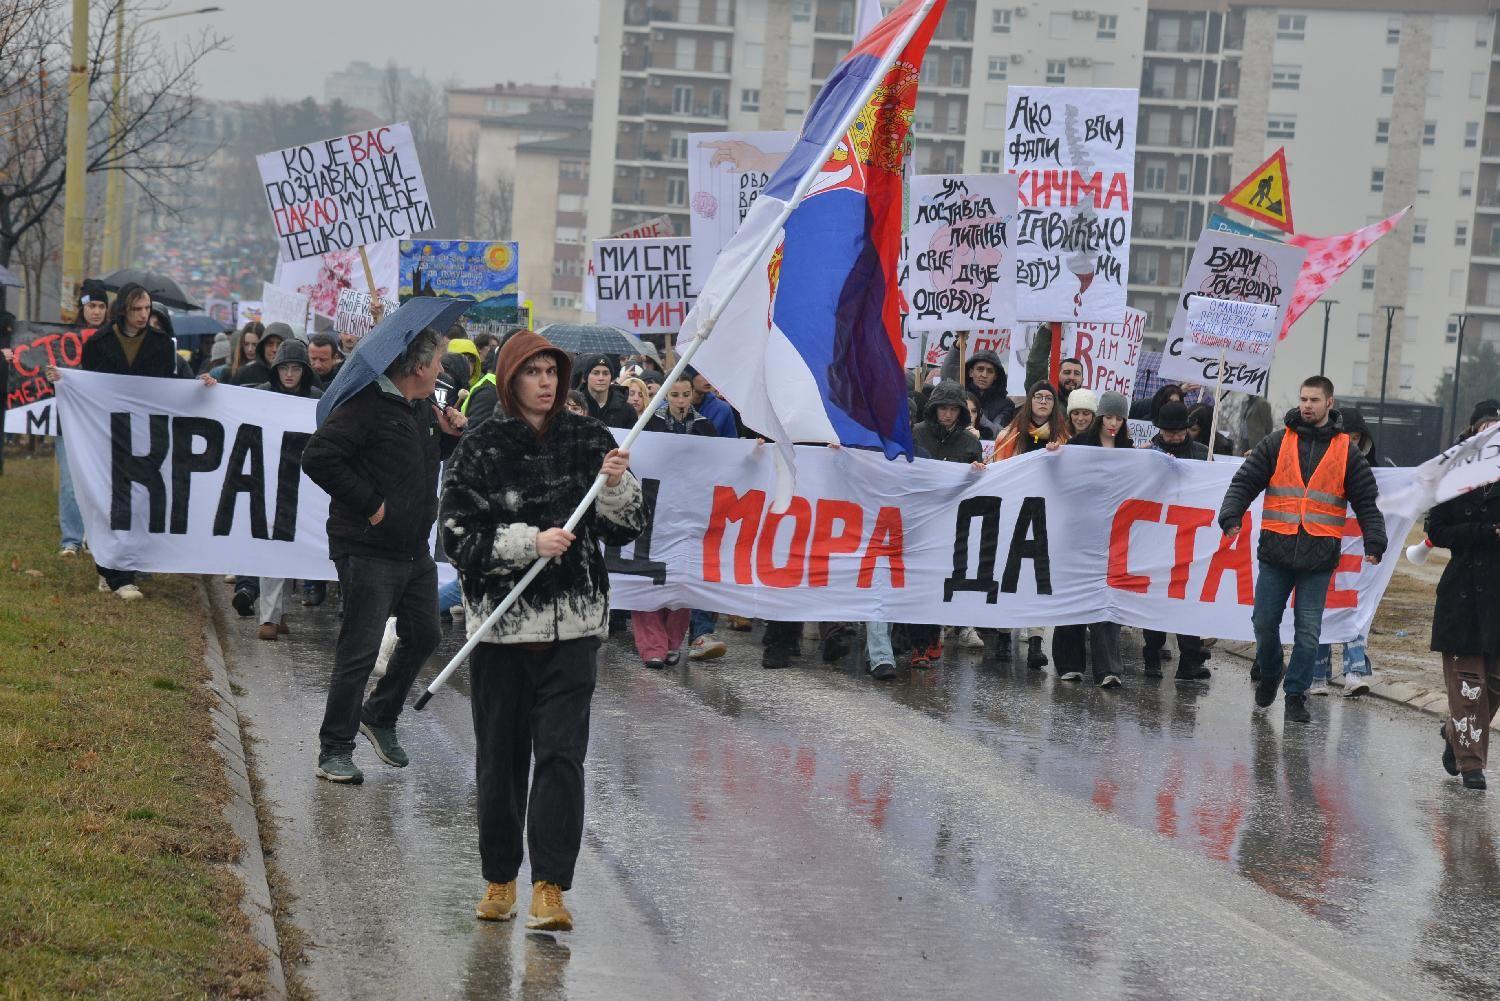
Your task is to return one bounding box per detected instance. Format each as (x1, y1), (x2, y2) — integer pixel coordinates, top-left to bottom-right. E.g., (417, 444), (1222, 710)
(256, 622), (278, 641)
(277, 616), (289, 635)
(526, 881), (573, 931)
(475, 880), (518, 921)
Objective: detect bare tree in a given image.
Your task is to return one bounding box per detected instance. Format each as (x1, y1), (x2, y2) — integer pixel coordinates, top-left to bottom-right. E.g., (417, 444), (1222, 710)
(0, 0), (225, 270)
(476, 174), (515, 240)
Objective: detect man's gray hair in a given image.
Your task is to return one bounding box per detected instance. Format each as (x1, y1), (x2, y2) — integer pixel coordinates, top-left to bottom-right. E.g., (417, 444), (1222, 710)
(384, 326), (446, 378)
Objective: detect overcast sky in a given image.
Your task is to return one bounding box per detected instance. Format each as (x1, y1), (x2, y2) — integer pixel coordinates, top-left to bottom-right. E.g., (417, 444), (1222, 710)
(151, 0), (599, 103)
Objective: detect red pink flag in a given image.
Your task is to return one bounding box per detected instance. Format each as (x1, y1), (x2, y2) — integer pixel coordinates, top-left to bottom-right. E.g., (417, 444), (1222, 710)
(1278, 207), (1410, 339)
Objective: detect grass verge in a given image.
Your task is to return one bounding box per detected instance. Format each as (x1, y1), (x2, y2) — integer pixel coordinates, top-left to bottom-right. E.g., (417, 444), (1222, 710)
(0, 450), (267, 998)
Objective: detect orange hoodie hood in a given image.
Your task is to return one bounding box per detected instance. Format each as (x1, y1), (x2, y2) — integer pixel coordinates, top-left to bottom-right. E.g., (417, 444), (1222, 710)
(495, 331), (572, 432)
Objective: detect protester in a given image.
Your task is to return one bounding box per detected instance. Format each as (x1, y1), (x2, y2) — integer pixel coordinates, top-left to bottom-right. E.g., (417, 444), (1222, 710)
(990, 381), (1067, 462)
(1187, 405), (1235, 456)
(463, 352), (499, 427)
(246, 338), (324, 641)
(1069, 390), (1133, 448)
(306, 332), (341, 383)
(57, 283), (216, 599)
(576, 354), (635, 427)
(964, 392), (983, 439)
(300, 326), (466, 785)
(644, 372), (716, 436)
(564, 390), (589, 417)
(1065, 388), (1099, 439)
(689, 368), (740, 438)
(1057, 357), (1084, 408)
(338, 328), (361, 358)
(1310, 405), (1380, 697)
(203, 330), (231, 376)
(212, 322), (261, 383)
(1430, 403), (1500, 790)
(620, 376), (650, 417)
(942, 348), (1014, 438)
(1130, 383), (1185, 423)
(231, 322), (288, 386)
(439, 331), (644, 930)
(54, 282), (109, 557)
(1218, 376), (1386, 724)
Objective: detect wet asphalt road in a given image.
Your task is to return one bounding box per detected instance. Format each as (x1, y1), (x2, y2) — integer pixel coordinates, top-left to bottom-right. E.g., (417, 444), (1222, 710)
(216, 591), (1500, 1001)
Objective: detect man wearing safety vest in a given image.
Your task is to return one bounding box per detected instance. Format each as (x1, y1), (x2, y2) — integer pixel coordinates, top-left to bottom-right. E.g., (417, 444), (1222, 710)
(1218, 376), (1387, 724)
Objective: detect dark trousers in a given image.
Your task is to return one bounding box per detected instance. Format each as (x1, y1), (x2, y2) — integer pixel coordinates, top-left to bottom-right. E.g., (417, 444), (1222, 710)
(1251, 562), (1333, 698)
(763, 620), (803, 653)
(1143, 630), (1203, 661)
(471, 638), (600, 889)
(317, 553), (440, 756)
(97, 563), (135, 590)
(234, 574), (260, 598)
(1054, 622), (1123, 679)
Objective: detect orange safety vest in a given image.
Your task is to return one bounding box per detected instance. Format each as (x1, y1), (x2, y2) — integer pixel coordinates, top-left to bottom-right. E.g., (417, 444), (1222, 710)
(1262, 429), (1351, 536)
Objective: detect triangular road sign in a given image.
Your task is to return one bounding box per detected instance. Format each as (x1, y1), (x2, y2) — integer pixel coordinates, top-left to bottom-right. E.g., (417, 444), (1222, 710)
(1220, 147), (1295, 233)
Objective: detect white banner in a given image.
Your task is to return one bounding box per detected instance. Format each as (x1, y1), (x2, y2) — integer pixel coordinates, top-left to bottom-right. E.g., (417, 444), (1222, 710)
(900, 174), (1017, 332)
(260, 282), (309, 337)
(57, 371), (1428, 643)
(589, 237), (696, 334)
(1161, 296), (1279, 396)
(257, 122), (434, 262)
(687, 130), (795, 288)
(1060, 307), (1146, 399)
(1004, 86), (1137, 323)
(273, 239), (400, 320)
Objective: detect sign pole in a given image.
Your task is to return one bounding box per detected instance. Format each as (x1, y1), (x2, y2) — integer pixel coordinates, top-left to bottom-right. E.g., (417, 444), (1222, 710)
(957, 331), (968, 384)
(1206, 347), (1227, 461)
(358, 245), (383, 324)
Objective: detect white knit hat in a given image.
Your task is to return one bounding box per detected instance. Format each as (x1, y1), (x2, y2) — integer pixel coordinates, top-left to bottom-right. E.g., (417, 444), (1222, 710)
(1066, 387), (1100, 414)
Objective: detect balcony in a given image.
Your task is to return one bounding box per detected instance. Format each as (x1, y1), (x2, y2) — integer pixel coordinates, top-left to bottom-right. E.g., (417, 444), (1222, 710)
(1478, 189), (1500, 212)
(624, 4), (734, 29)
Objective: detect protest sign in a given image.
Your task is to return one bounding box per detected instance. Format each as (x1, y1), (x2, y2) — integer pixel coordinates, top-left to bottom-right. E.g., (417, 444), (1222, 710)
(907, 328), (1013, 370)
(900, 174), (1017, 332)
(1162, 232), (1306, 395)
(1127, 419), (1159, 449)
(273, 239), (400, 319)
(612, 215), (676, 240)
(1060, 307), (1145, 399)
(4, 321), (94, 436)
(687, 131), (796, 285)
(1161, 297), (1279, 396)
(590, 237), (695, 334)
(260, 283), (309, 336)
(333, 288), (399, 338)
(398, 240), (519, 324)
(60, 370), (1423, 643)
(257, 122), (434, 263)
(234, 301), (263, 327)
(1003, 86), (1137, 323)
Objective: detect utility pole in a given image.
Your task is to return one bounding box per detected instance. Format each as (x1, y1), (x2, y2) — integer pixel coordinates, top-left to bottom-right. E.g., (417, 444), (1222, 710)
(1448, 312), (1471, 444)
(1318, 299), (1339, 376)
(59, 0), (91, 322)
(1375, 305), (1401, 436)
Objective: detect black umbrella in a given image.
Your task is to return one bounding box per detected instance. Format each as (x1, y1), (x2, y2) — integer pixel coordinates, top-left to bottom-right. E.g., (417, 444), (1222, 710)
(168, 312), (229, 340)
(99, 268), (202, 311)
(538, 323), (649, 357)
(316, 297), (476, 426)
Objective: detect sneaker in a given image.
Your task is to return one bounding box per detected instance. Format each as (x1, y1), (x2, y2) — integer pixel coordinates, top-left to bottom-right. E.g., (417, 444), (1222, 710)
(869, 662), (897, 681)
(359, 722), (409, 768)
(954, 626), (985, 649)
(1174, 665), (1211, 681)
(372, 617), (398, 679)
(1341, 673), (1371, 697)
(315, 752), (364, 784)
(1099, 675), (1123, 689)
(301, 581), (327, 607)
(98, 575), (110, 593)
(664, 650), (683, 667)
(231, 587), (255, 617)
(1284, 695), (1311, 724)
(475, 880), (518, 921)
(1307, 680), (1331, 696)
(1441, 724), (1460, 777)
(910, 641), (942, 670)
(688, 635), (727, 661)
(727, 615), (753, 632)
(1059, 670), (1083, 682)
(58, 545), (79, 557)
(256, 622), (278, 641)
(115, 584), (144, 601)
(643, 658), (666, 671)
(1462, 769), (1487, 791)
(1254, 668), (1283, 709)
(527, 881), (573, 931)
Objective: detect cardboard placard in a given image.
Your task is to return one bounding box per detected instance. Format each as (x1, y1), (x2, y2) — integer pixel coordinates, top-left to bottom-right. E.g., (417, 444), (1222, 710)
(900, 174), (1018, 332)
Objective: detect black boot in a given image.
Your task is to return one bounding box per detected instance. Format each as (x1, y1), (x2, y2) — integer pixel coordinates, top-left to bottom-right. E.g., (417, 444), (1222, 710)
(1142, 646), (1163, 679)
(1026, 635), (1048, 670)
(1463, 769), (1487, 790)
(762, 647), (791, 670)
(994, 630), (1012, 658)
(1284, 694), (1311, 724)
(301, 581), (327, 607)
(1254, 666), (1283, 708)
(1441, 724), (1460, 777)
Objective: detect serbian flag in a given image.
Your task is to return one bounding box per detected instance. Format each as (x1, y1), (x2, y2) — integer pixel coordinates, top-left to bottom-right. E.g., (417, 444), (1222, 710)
(1278, 207), (1409, 339)
(679, 0), (945, 507)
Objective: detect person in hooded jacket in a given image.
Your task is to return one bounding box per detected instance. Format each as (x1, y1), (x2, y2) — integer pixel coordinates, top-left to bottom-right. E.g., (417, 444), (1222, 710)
(575, 354), (636, 428)
(1130, 382), (1186, 422)
(245, 339), (324, 641)
(231, 321), (289, 386)
(1187, 404), (1235, 456)
(212, 321), (262, 383)
(941, 347), (1016, 438)
(1218, 376), (1387, 725)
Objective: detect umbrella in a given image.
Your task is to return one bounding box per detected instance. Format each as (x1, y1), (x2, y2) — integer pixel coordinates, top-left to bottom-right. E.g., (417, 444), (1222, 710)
(168, 312), (229, 340)
(100, 268), (203, 311)
(538, 323), (648, 357)
(0, 264), (21, 288)
(316, 296), (476, 425)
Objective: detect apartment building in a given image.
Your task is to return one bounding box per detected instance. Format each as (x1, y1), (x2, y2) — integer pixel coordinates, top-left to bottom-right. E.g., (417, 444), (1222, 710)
(588, 0), (1499, 410)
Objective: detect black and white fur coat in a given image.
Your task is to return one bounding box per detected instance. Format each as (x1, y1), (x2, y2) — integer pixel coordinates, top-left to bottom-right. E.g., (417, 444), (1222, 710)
(440, 410), (644, 644)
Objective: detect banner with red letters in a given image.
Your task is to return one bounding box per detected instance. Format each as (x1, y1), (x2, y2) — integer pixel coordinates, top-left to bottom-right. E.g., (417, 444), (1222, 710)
(5, 322), (97, 436)
(58, 371), (1417, 642)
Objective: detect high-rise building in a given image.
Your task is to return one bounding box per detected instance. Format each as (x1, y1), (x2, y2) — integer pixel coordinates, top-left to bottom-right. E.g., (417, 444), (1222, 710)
(588, 1), (1499, 413)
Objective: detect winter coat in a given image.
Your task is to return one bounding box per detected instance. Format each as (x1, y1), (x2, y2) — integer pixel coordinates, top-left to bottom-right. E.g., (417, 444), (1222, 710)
(1150, 433), (1210, 461)
(1025, 323), (1053, 390)
(644, 405), (716, 436)
(440, 331), (645, 645)
(1341, 407), (1380, 466)
(993, 421), (1060, 461)
(583, 384), (637, 428)
(1217, 408), (1387, 572)
(80, 323), (182, 379)
(1427, 483), (1500, 654)
(911, 380), (983, 464)
(1130, 384), (1185, 422)
(697, 392), (741, 438)
(246, 338), (324, 399)
(231, 333), (284, 387)
(301, 381), (459, 561)
(940, 347), (1016, 437)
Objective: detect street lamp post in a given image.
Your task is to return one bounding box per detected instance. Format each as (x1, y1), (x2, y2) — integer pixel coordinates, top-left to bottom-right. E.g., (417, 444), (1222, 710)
(59, 0), (91, 321)
(1318, 298), (1339, 376)
(1448, 312), (1471, 444)
(1375, 305), (1400, 436)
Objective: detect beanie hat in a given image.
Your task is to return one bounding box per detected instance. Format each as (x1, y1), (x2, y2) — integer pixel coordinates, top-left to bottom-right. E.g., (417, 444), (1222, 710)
(78, 279), (109, 305)
(1470, 399), (1500, 428)
(578, 354), (615, 380)
(209, 331), (231, 365)
(1066, 388), (1100, 415)
(1098, 391), (1129, 419)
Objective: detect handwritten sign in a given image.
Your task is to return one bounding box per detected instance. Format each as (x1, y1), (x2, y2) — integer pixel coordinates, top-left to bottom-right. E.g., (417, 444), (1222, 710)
(687, 130), (796, 287)
(333, 288), (399, 338)
(1162, 297), (1279, 395)
(590, 237), (695, 334)
(1127, 419), (1159, 449)
(900, 174), (1017, 332)
(257, 122), (434, 263)
(272, 239), (399, 320)
(260, 283), (309, 337)
(1004, 86), (1137, 323)
(398, 240), (519, 325)
(611, 215), (676, 240)
(905, 327), (1014, 370)
(1061, 307), (1146, 399)
(4, 322), (94, 435)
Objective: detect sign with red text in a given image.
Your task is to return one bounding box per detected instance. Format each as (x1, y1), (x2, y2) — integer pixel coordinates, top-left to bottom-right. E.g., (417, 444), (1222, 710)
(1004, 86), (1137, 323)
(4, 322), (96, 435)
(900, 174), (1017, 332)
(589, 237), (696, 334)
(257, 122), (434, 263)
(1060, 307), (1145, 399)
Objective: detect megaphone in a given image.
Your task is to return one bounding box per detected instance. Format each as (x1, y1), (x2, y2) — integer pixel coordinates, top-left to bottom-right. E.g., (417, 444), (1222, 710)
(1405, 537), (1435, 565)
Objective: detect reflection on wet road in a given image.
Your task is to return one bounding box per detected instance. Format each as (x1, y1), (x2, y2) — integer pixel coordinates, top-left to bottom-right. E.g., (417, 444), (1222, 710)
(219, 597), (1498, 1001)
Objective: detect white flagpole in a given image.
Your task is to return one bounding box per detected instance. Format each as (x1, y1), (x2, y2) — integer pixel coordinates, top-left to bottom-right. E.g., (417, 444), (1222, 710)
(416, 0), (942, 707)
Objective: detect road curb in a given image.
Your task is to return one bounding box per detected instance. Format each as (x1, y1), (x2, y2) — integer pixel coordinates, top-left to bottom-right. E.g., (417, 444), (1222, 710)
(197, 579), (288, 1001)
(1216, 640), (1448, 718)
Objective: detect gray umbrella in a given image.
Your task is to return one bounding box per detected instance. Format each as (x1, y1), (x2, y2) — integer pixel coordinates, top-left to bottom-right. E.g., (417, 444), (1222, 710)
(100, 268), (202, 311)
(537, 323), (649, 357)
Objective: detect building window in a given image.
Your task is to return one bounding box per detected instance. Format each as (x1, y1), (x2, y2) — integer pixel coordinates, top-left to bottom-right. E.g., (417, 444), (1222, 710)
(1456, 222), (1470, 246)
(1461, 170), (1475, 197)
(1479, 19), (1490, 47)
(920, 58), (938, 83)
(1266, 116), (1296, 140)
(1433, 17), (1448, 48)
(1276, 14), (1306, 41)
(1387, 17), (1401, 45)
(1370, 169), (1384, 193)
(1413, 221), (1427, 245)
(1409, 267), (1424, 291)
(991, 8), (1010, 33)
(1097, 14), (1117, 39)
(1473, 71), (1487, 98)
(743, 42), (764, 68)
(551, 293), (577, 310)
(675, 36), (697, 70)
(554, 225), (583, 244)
(1418, 169), (1432, 194)
(669, 131), (689, 160)
(979, 150), (1001, 173)
(1423, 121), (1437, 146)
(1361, 266), (1376, 291)
(1143, 163), (1167, 191)
(987, 56), (1007, 81)
(1466, 121), (1480, 148)
(1375, 119), (1390, 143)
(1049, 12), (1071, 38)
(672, 85), (693, 114)
(1271, 65), (1301, 91)
(559, 160), (585, 180)
(1046, 60), (1066, 85)
(666, 176), (687, 206)
(983, 103), (1005, 130)
(1353, 361), (1369, 391)
(1357, 315), (1372, 340)
(740, 88), (760, 112)
(1380, 68), (1396, 95)
(1429, 70), (1443, 97)
(1175, 159), (1192, 191)
(951, 53), (967, 86)
(1399, 364), (1414, 390)
(791, 0), (811, 22)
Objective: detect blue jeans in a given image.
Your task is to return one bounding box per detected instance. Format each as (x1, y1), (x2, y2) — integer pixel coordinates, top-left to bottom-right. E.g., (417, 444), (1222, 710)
(866, 621), (894, 668)
(1251, 563), (1334, 698)
(690, 609), (717, 643)
(56, 435), (84, 550)
(1315, 636), (1370, 682)
(438, 576), (462, 612)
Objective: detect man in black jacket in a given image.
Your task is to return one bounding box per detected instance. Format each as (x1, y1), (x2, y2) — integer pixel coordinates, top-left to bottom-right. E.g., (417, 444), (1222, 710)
(301, 326), (467, 784)
(1218, 376), (1387, 724)
(575, 354), (636, 428)
(1142, 401), (1213, 681)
